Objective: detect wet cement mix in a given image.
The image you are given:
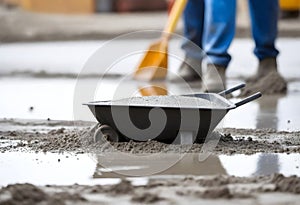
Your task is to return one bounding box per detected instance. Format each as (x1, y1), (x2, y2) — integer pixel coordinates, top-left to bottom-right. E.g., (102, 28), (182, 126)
(1, 119), (299, 155)
(240, 71), (287, 96)
(1, 119), (300, 204)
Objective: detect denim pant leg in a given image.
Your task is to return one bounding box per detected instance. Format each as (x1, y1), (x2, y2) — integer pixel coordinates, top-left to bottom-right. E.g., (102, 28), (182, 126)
(248, 0), (279, 60)
(181, 0), (205, 60)
(203, 0), (236, 67)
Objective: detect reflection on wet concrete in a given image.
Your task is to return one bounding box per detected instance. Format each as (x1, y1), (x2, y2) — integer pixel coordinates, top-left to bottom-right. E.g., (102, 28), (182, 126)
(93, 153), (300, 178)
(255, 154), (280, 176)
(223, 90), (300, 131)
(254, 96), (280, 174)
(93, 153), (226, 178)
(256, 95), (280, 130)
(0, 152), (299, 186)
(219, 153), (300, 177)
(139, 83), (168, 96)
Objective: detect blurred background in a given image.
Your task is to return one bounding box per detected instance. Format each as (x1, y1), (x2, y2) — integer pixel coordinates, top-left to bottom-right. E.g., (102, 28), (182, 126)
(1, 0), (299, 15)
(0, 0), (299, 42)
(1, 0), (168, 13)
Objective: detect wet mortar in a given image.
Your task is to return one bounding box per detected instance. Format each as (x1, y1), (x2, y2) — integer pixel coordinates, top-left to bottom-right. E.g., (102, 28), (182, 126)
(240, 71), (288, 96)
(1, 122), (299, 155)
(110, 95), (223, 109)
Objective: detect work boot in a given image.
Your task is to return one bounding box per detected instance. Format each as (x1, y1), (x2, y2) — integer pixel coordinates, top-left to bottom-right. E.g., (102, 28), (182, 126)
(203, 64), (226, 93)
(241, 57), (287, 96)
(247, 57), (278, 83)
(170, 56), (202, 82)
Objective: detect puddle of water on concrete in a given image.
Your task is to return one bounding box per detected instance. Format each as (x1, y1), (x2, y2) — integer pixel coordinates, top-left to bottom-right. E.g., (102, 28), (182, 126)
(93, 153), (300, 178)
(219, 153), (300, 177)
(0, 152), (120, 187)
(0, 78), (75, 121)
(0, 152), (299, 187)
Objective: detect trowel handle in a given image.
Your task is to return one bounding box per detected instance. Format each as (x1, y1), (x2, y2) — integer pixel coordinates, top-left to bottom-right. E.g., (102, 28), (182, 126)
(218, 83), (246, 96)
(235, 92), (262, 108)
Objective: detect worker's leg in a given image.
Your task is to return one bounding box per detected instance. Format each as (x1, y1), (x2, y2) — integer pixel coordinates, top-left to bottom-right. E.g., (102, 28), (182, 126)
(202, 0), (236, 92)
(246, 0), (282, 84)
(176, 0), (205, 82)
(181, 0), (205, 60)
(248, 0), (279, 60)
(203, 0), (236, 67)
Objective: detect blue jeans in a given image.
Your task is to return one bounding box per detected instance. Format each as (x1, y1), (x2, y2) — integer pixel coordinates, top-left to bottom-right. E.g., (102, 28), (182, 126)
(182, 0), (279, 67)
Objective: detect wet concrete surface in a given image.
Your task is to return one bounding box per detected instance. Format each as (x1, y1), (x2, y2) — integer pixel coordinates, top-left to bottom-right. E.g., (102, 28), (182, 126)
(0, 151), (299, 187)
(0, 39), (300, 79)
(0, 39), (300, 203)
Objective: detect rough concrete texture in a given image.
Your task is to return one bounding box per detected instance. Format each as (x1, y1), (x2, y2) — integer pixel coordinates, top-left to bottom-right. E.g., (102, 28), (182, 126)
(1, 174), (300, 205)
